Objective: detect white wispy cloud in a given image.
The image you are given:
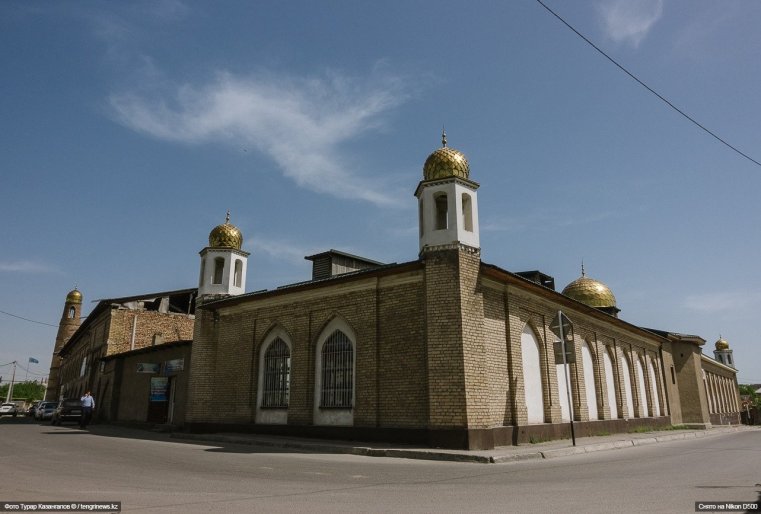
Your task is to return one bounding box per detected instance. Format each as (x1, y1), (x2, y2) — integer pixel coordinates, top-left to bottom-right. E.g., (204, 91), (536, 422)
(0, 261), (58, 273)
(684, 291), (761, 314)
(109, 69), (409, 205)
(598, 0), (663, 48)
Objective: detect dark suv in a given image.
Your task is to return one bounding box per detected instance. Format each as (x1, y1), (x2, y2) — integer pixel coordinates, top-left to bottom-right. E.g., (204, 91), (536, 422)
(51, 399), (82, 425)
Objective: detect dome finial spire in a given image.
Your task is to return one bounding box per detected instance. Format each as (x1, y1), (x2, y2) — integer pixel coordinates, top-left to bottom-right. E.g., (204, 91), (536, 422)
(441, 126), (447, 148)
(581, 260), (586, 277)
(225, 210), (231, 224)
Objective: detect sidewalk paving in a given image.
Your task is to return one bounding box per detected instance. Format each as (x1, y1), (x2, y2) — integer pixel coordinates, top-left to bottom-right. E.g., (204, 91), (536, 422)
(170, 424), (758, 464)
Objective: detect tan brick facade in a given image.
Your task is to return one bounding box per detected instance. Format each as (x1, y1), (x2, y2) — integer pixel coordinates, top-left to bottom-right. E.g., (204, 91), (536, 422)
(185, 246), (739, 450)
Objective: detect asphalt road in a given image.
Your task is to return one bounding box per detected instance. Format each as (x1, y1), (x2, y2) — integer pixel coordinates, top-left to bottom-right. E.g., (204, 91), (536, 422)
(1, 417), (759, 513)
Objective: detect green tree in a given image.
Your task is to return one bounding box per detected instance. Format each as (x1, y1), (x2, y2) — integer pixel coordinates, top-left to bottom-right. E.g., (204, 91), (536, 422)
(738, 384), (759, 406)
(0, 381), (45, 402)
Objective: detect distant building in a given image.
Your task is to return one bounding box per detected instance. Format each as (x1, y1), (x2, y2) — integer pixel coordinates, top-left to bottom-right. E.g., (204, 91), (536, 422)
(53, 288), (196, 423)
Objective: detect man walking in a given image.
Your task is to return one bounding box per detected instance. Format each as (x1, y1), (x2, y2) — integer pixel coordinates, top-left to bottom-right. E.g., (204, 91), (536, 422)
(80, 391), (95, 429)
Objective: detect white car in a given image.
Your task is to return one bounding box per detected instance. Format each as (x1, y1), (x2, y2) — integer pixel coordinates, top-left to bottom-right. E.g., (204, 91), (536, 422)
(35, 401), (57, 421)
(0, 403), (18, 417)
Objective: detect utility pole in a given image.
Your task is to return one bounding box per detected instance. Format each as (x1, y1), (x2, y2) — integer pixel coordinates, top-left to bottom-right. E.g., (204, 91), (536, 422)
(4, 361), (17, 403)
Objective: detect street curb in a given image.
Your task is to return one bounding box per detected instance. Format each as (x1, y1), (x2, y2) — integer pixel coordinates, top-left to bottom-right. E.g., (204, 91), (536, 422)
(171, 426), (754, 465)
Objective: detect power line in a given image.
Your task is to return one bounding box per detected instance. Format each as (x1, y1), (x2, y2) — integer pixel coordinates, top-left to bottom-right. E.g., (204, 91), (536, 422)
(0, 309), (57, 327)
(535, 0), (761, 168)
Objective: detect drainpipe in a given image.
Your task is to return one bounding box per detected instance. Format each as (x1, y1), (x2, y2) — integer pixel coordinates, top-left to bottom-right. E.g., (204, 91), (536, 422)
(130, 315), (137, 351)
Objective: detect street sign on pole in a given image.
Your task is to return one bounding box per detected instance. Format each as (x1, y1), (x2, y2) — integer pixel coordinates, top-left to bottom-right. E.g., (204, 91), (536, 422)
(554, 340), (576, 364)
(550, 311), (574, 342)
(551, 311), (576, 446)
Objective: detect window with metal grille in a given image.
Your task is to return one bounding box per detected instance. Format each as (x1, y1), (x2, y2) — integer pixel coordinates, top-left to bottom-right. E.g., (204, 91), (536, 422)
(320, 330), (353, 408)
(261, 338), (290, 408)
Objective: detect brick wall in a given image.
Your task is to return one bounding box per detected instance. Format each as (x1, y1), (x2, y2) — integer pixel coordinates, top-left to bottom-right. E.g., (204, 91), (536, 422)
(187, 269), (429, 429)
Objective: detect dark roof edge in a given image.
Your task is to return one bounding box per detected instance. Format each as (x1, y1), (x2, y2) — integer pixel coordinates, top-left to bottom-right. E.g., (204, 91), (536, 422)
(304, 249), (385, 266)
(200, 260), (423, 310)
(480, 262), (669, 343)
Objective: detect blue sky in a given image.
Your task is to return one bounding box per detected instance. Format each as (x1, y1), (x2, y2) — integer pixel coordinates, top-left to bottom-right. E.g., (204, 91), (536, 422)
(1, 0), (760, 385)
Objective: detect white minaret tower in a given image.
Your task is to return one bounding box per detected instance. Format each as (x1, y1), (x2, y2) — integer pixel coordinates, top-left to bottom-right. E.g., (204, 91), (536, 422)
(713, 336), (735, 368)
(415, 130), (480, 254)
(198, 211), (249, 300)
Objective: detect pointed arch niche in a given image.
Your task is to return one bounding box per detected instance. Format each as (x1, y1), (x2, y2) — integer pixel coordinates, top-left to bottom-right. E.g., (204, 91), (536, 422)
(521, 325), (545, 424)
(581, 340), (599, 421)
(603, 347), (619, 419)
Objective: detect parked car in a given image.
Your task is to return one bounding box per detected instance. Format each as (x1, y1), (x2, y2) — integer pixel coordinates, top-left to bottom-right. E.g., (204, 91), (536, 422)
(0, 403), (18, 417)
(26, 401), (40, 417)
(51, 399), (82, 425)
(35, 401), (57, 421)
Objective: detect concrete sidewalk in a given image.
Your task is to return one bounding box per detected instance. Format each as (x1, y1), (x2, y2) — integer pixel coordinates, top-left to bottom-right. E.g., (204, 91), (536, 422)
(170, 424), (757, 464)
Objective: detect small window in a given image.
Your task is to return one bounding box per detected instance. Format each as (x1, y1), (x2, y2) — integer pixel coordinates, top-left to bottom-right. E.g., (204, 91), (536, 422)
(320, 330), (354, 408)
(462, 193), (473, 232)
(68, 306), (76, 319)
(234, 259), (243, 288)
(434, 193), (448, 230)
(261, 338), (291, 408)
(212, 257), (224, 285)
(199, 259), (206, 288)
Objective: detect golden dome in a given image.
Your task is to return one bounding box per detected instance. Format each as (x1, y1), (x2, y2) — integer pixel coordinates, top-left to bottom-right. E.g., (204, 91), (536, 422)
(209, 211), (243, 250)
(562, 268), (617, 309)
(715, 337), (729, 351)
(423, 130), (470, 181)
(65, 288), (82, 304)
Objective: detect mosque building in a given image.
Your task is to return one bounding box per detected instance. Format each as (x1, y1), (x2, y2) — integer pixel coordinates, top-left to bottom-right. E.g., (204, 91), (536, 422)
(49, 135), (741, 449)
(182, 135), (741, 449)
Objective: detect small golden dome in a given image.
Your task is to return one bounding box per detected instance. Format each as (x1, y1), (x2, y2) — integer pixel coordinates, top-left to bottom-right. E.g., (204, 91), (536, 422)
(209, 211), (243, 250)
(715, 337), (729, 351)
(562, 268), (617, 309)
(423, 130), (470, 181)
(66, 288), (82, 304)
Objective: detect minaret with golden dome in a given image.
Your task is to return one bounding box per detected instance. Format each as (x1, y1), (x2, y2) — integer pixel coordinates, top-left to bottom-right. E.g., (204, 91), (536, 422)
(713, 336), (735, 368)
(198, 211), (249, 300)
(562, 264), (620, 317)
(45, 288), (84, 400)
(415, 129), (480, 254)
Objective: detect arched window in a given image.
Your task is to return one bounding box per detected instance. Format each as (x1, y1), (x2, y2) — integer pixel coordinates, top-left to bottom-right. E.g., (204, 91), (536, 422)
(261, 338), (290, 408)
(212, 257), (224, 285)
(68, 306), (76, 319)
(434, 193), (448, 230)
(581, 341), (598, 420)
(199, 259), (206, 288)
(418, 201), (424, 239)
(521, 325), (544, 424)
(234, 259), (243, 288)
(462, 193), (473, 232)
(603, 347), (619, 419)
(320, 330), (353, 408)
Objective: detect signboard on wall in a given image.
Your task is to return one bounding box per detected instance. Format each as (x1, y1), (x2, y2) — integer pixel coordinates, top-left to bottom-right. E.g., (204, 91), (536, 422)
(164, 358), (184, 374)
(150, 377), (169, 401)
(137, 363), (160, 373)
